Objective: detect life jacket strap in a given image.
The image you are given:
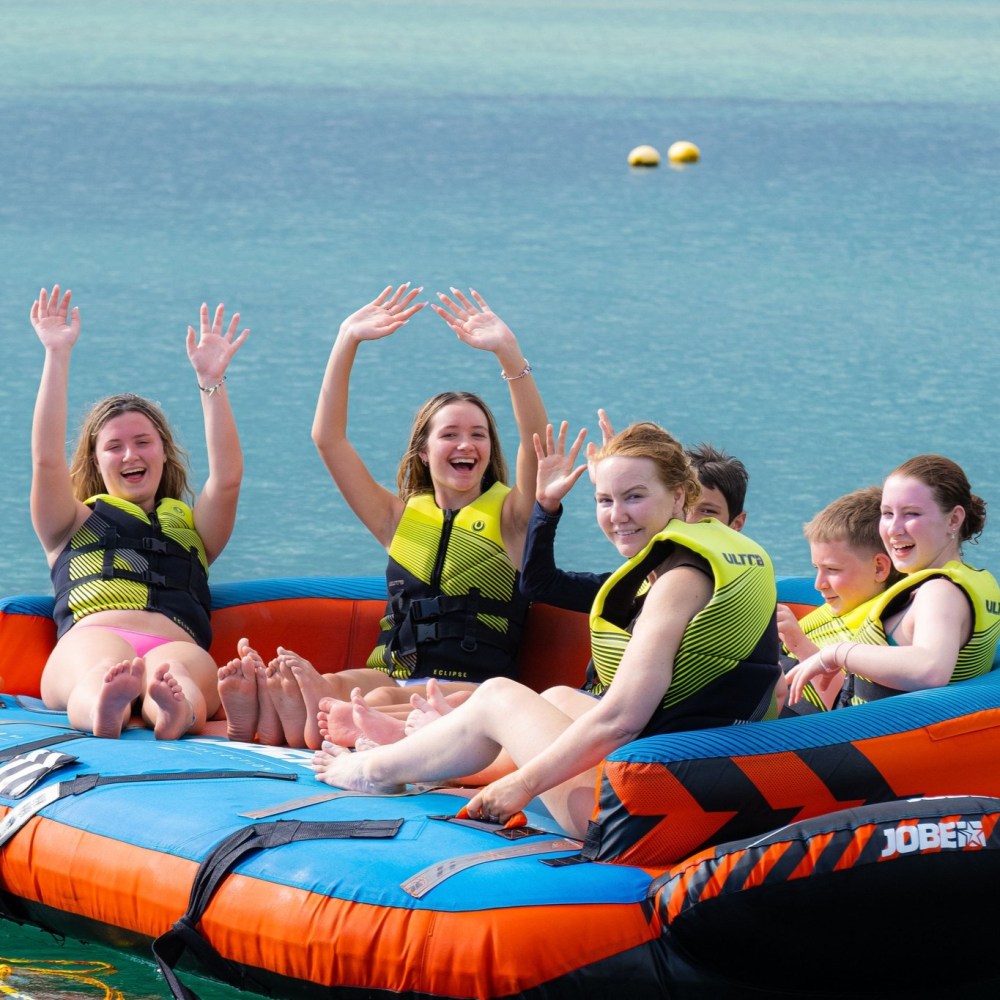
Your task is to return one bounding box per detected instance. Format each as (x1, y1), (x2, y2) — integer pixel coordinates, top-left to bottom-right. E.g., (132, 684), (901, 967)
(152, 818), (404, 1000)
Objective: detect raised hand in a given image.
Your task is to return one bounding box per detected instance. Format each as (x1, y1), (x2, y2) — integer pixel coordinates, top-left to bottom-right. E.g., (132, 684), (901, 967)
(30, 285), (80, 352)
(339, 284), (425, 345)
(534, 421), (588, 514)
(432, 288), (517, 356)
(586, 408), (616, 480)
(186, 303), (250, 389)
(777, 604), (816, 661)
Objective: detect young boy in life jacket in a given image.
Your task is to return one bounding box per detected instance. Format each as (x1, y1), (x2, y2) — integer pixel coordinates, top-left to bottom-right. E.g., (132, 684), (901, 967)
(777, 485), (898, 714)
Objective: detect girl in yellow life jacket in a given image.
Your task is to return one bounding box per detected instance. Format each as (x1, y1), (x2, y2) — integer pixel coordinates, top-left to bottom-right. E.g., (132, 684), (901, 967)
(218, 285), (547, 750)
(787, 455), (1000, 708)
(30, 284), (248, 739)
(311, 420), (780, 838)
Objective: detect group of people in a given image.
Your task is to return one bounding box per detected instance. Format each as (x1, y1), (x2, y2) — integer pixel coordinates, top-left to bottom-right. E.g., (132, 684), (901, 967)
(28, 282), (1000, 835)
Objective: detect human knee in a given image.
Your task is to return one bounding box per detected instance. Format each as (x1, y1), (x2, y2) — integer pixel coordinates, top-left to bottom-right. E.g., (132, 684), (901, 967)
(365, 684), (404, 708)
(541, 685), (578, 709)
(471, 676), (523, 709)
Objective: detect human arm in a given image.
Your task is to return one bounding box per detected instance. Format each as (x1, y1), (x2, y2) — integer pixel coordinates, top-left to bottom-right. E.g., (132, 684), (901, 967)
(776, 604), (819, 661)
(433, 289), (547, 554)
(519, 422), (606, 611)
(519, 502), (608, 611)
(467, 564), (712, 822)
(312, 285), (424, 548)
(786, 578), (969, 704)
(29, 285), (90, 562)
(188, 303), (250, 564)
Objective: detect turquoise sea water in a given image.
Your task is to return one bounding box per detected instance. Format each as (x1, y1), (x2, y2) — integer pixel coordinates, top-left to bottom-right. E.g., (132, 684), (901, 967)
(2, 1), (1000, 995)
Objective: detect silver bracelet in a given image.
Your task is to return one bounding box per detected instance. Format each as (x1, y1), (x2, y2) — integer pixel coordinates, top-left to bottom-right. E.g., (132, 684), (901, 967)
(501, 361), (532, 382)
(843, 642), (857, 675)
(199, 374), (227, 396)
(820, 644), (841, 674)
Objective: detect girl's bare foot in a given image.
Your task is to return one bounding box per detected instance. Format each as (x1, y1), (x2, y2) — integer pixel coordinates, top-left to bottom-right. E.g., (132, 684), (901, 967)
(352, 688), (407, 746)
(404, 677), (452, 735)
(93, 658), (145, 739)
(284, 648), (337, 749)
(317, 696), (363, 748)
(149, 662), (195, 740)
(266, 648), (308, 748)
(255, 658), (284, 746)
(311, 741), (404, 793)
(218, 639), (259, 742)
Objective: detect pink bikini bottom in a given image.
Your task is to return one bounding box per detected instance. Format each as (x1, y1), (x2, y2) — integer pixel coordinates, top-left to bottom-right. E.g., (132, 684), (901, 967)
(74, 623), (176, 658)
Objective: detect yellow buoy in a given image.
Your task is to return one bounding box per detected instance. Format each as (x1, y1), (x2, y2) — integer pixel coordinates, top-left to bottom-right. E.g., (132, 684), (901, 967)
(627, 144), (660, 167)
(667, 140), (700, 165)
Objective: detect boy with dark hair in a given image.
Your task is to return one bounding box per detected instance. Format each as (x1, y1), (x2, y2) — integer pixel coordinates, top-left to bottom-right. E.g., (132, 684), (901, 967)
(686, 442), (748, 531)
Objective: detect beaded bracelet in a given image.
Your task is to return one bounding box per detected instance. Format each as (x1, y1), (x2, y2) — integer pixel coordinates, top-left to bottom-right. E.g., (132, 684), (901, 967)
(501, 361), (532, 382)
(199, 374), (227, 396)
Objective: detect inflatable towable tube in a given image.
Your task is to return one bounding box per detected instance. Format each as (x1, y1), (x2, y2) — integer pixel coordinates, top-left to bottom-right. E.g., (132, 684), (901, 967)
(585, 671), (1000, 867)
(4, 576), (1000, 997)
(652, 794), (1000, 996)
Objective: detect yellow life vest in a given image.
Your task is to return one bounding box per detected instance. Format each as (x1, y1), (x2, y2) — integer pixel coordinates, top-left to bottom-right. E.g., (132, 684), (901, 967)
(848, 560), (1000, 704)
(366, 482), (528, 681)
(589, 518), (779, 736)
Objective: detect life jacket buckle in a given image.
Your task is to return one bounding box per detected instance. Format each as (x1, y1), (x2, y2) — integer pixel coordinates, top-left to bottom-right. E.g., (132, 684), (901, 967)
(414, 622), (439, 643)
(410, 597), (441, 622)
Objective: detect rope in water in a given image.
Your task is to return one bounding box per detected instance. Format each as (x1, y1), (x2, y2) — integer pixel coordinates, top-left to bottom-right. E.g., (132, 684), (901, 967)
(0, 957), (124, 1000)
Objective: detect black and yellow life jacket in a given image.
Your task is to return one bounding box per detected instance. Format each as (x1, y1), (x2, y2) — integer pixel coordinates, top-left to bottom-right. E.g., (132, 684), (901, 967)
(589, 518), (780, 738)
(51, 494), (212, 649)
(781, 596), (881, 715)
(366, 483), (528, 682)
(844, 560), (1000, 705)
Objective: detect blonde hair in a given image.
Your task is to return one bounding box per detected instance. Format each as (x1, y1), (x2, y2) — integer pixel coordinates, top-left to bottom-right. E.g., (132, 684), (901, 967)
(69, 393), (192, 504)
(396, 392), (508, 502)
(593, 422), (700, 511)
(804, 485), (885, 554)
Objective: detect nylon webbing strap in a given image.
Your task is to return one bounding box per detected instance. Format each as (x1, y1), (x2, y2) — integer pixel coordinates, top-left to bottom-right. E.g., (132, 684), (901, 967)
(152, 817), (404, 1000)
(400, 837), (582, 899)
(0, 732), (86, 762)
(0, 769), (297, 849)
(239, 781), (457, 819)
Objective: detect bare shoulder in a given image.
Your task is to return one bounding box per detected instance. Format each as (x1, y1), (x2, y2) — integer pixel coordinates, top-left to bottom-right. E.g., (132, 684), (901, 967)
(36, 500), (93, 566)
(646, 556), (713, 616)
(912, 575), (971, 614)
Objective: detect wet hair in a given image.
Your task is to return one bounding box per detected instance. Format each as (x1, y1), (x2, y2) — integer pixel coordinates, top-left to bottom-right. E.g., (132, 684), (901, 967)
(397, 391), (508, 502)
(686, 442), (748, 520)
(804, 485), (885, 553)
(69, 393), (192, 504)
(593, 422), (701, 511)
(887, 454), (986, 544)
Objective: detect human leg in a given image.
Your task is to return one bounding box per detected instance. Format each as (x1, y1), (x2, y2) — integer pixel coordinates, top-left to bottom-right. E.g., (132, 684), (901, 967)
(143, 642), (220, 739)
(312, 676), (597, 835)
(446, 685), (598, 784)
(40, 628), (146, 738)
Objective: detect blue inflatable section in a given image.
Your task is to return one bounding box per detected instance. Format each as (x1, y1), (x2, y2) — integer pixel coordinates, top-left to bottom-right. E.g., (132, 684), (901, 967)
(0, 576), (390, 618)
(0, 700), (650, 914)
